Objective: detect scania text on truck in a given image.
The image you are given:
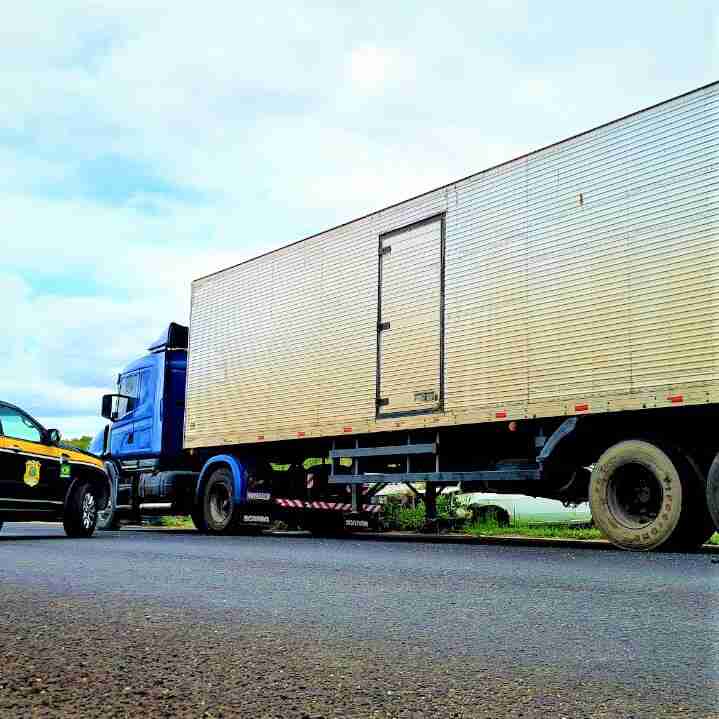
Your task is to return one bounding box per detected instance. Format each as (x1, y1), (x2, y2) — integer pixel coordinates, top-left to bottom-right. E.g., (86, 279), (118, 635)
(95, 81), (719, 551)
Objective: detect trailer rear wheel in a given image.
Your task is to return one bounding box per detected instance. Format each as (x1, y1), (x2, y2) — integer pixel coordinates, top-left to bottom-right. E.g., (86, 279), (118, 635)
(707, 453), (719, 532)
(200, 468), (238, 535)
(662, 454), (715, 552)
(590, 440), (709, 551)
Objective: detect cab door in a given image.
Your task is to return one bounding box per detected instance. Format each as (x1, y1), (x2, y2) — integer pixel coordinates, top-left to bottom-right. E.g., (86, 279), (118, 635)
(0, 404), (61, 512)
(109, 371), (140, 456)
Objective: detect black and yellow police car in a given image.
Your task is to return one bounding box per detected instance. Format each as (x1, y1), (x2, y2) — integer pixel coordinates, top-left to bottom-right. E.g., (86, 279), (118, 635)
(0, 401), (110, 537)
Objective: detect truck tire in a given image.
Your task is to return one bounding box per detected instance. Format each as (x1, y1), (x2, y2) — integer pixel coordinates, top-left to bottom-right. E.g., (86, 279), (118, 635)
(589, 440), (710, 551)
(63, 480), (99, 538)
(663, 454), (715, 552)
(97, 462), (121, 531)
(705, 452), (719, 531)
(200, 467), (239, 535)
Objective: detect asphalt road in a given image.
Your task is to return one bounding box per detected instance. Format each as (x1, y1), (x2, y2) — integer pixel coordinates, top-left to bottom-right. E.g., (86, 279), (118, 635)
(0, 523), (717, 718)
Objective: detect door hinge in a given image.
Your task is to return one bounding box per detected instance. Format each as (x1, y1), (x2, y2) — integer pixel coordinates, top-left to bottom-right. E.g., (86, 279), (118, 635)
(379, 245), (391, 257)
(377, 321), (391, 332)
(376, 397), (389, 408)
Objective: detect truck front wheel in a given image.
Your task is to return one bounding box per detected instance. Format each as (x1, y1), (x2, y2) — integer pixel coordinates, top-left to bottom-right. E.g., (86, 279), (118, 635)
(198, 468), (238, 535)
(589, 440), (712, 551)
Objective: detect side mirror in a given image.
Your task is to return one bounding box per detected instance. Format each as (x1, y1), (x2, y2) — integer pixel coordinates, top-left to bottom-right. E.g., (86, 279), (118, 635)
(46, 428), (61, 445)
(101, 394), (115, 420)
(101, 394), (134, 421)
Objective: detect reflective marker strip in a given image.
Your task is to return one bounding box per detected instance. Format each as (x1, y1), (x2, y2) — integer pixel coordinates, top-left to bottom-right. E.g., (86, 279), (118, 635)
(575, 403), (589, 412)
(273, 498), (381, 513)
(667, 394), (684, 404)
(0, 498), (63, 505)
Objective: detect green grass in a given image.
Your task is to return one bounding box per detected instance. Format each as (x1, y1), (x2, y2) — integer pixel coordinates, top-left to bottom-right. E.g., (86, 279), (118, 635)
(467, 519), (719, 545)
(159, 515), (195, 528)
(466, 517), (603, 541)
(151, 510), (719, 545)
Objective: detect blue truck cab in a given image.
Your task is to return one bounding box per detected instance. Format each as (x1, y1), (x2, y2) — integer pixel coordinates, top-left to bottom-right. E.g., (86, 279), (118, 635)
(97, 323), (204, 528)
(105, 323), (187, 465)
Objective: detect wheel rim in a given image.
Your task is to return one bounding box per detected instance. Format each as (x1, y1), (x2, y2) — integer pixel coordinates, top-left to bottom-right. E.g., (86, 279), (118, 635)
(208, 483), (232, 525)
(606, 463), (663, 530)
(82, 492), (97, 529)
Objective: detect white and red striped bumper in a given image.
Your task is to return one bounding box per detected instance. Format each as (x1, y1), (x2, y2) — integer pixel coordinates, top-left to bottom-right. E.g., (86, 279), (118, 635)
(274, 498), (382, 514)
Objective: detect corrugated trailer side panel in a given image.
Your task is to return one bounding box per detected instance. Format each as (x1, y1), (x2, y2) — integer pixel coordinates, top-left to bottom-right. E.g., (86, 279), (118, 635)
(185, 83), (718, 449)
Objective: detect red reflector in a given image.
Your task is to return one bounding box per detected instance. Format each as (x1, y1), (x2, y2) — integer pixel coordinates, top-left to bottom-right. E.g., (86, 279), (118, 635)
(508, 421), (518, 432)
(668, 395), (683, 404)
(496, 410), (507, 419)
(575, 403), (589, 412)
(257, 435), (265, 441)
(297, 431), (306, 438)
(343, 426), (353, 433)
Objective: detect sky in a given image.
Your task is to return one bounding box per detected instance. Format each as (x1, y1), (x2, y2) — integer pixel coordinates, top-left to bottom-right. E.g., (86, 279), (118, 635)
(2, 1), (717, 439)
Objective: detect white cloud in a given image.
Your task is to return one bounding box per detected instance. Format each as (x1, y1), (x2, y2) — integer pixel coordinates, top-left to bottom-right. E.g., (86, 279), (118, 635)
(346, 46), (415, 97)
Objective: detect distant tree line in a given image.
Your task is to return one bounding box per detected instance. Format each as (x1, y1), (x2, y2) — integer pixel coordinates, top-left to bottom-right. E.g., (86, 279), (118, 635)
(63, 436), (92, 451)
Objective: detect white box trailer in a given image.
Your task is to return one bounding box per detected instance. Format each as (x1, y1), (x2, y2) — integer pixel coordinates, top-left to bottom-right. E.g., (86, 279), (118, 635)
(177, 81), (719, 551)
(186, 81), (718, 448)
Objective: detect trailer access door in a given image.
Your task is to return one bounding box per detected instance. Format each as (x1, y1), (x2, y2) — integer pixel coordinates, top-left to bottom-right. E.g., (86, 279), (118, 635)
(376, 214), (445, 417)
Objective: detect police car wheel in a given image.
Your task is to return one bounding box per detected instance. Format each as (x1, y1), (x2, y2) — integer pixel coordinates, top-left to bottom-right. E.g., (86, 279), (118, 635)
(63, 481), (99, 538)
